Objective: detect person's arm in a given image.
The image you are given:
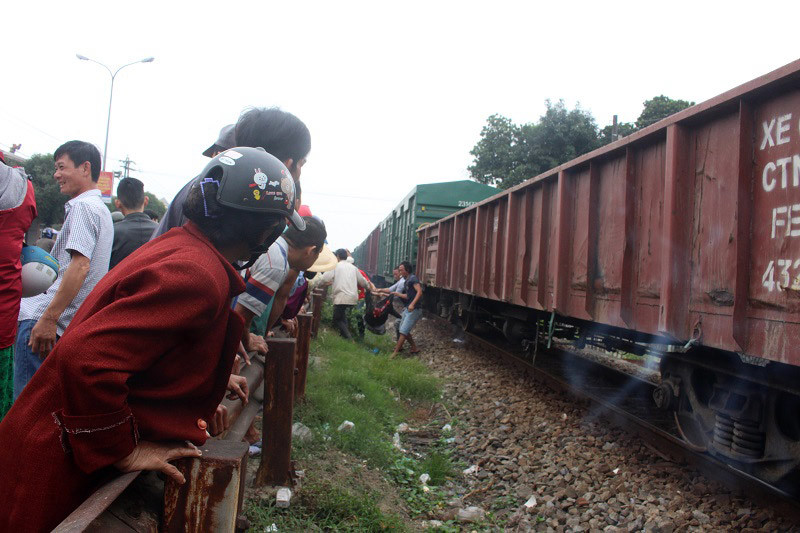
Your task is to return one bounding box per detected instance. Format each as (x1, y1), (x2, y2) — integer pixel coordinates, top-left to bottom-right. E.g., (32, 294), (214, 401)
(233, 303), (268, 355)
(266, 270), (298, 330)
(408, 282), (423, 311)
(29, 251), (90, 356)
(356, 270), (369, 289)
(54, 260), (223, 475)
(316, 269), (335, 287)
(31, 201), (104, 356)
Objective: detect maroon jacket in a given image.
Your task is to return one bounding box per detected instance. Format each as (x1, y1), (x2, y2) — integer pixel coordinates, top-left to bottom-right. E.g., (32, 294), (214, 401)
(0, 222), (246, 532)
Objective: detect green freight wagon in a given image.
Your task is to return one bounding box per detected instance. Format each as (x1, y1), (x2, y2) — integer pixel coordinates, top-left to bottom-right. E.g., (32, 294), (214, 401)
(353, 180), (498, 286)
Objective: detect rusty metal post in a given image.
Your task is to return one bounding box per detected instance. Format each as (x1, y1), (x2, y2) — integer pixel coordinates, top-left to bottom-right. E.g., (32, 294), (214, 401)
(163, 439), (249, 532)
(255, 338), (296, 487)
(311, 290), (323, 337)
(294, 313), (313, 402)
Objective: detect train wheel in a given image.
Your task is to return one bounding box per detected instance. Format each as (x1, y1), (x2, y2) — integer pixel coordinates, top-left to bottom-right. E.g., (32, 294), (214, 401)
(674, 411), (708, 452)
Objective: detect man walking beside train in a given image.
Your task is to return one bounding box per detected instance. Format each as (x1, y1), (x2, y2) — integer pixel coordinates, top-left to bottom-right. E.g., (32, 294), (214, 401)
(390, 261), (423, 358)
(317, 249), (374, 339)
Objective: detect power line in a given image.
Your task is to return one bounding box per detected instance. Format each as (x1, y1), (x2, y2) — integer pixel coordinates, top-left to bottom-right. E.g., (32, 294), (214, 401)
(0, 106), (65, 144)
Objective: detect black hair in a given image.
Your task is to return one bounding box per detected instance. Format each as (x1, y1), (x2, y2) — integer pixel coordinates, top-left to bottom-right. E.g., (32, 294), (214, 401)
(116, 177), (146, 209)
(284, 216), (326, 250)
(235, 108), (311, 168)
(183, 178), (283, 250)
(143, 209), (159, 222)
(54, 140), (102, 182)
(399, 261), (413, 274)
(335, 248), (348, 261)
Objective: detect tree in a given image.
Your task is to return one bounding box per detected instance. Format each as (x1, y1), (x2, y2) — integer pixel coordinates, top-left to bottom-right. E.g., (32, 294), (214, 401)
(635, 95), (694, 129)
(598, 122), (637, 145)
(144, 192), (166, 219)
(467, 114), (520, 187)
(107, 192), (167, 219)
(469, 95), (695, 189)
(468, 101), (600, 190)
(19, 153), (68, 227)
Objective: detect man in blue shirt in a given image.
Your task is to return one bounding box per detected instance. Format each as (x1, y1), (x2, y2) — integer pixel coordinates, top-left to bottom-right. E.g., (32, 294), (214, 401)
(390, 261), (423, 358)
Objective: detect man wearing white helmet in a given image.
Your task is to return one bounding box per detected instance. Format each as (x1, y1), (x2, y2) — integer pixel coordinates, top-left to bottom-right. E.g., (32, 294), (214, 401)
(0, 156), (37, 418)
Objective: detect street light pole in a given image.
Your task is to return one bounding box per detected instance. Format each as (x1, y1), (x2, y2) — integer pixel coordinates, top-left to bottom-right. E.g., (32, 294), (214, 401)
(76, 54), (155, 171)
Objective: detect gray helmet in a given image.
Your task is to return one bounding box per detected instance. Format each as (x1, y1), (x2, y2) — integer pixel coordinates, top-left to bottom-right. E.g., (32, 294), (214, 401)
(200, 146), (305, 230)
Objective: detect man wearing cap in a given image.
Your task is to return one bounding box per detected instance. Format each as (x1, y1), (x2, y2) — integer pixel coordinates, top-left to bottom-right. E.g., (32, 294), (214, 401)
(152, 107), (311, 239)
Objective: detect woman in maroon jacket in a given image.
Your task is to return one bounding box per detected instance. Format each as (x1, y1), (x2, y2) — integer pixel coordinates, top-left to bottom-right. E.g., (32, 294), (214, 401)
(0, 147), (306, 532)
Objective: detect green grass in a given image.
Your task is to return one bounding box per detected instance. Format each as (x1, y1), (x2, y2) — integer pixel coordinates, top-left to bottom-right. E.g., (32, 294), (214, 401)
(246, 323), (450, 530)
(418, 450), (455, 486)
(246, 480), (406, 532)
(295, 328), (440, 468)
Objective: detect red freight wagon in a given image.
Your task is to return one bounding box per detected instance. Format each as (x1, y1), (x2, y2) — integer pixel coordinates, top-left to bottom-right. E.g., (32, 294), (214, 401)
(418, 59), (800, 483)
(352, 225), (381, 280)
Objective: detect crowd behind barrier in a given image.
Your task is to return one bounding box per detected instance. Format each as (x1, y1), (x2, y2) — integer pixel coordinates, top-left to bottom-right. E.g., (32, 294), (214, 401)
(0, 106), (423, 530)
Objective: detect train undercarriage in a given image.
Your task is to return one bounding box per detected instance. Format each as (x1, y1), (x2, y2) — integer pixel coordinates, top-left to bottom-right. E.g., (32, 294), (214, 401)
(425, 287), (800, 489)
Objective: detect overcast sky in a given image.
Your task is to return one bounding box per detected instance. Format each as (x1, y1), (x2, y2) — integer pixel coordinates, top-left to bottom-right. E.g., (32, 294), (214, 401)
(3, 1), (799, 249)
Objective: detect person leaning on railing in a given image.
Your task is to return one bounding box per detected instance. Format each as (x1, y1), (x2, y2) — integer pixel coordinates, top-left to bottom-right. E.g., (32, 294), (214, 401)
(0, 147), (306, 533)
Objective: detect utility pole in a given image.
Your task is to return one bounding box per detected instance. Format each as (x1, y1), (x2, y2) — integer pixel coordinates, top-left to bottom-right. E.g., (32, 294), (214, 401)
(119, 156), (136, 179)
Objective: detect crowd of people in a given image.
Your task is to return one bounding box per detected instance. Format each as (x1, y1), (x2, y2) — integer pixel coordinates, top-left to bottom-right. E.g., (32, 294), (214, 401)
(0, 107), (424, 531)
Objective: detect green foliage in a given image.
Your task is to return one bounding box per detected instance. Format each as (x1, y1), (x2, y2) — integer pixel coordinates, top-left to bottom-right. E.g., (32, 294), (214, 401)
(636, 95), (694, 129)
(469, 95), (696, 189)
(108, 192), (167, 219)
(468, 101), (599, 190)
(418, 450), (454, 486)
(20, 153), (68, 226)
(467, 114), (520, 187)
(295, 329), (440, 467)
(144, 192), (166, 219)
(598, 121), (637, 145)
(246, 480), (406, 532)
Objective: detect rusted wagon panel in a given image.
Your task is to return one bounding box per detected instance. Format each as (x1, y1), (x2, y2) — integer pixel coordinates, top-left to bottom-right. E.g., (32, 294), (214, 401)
(418, 59), (800, 366)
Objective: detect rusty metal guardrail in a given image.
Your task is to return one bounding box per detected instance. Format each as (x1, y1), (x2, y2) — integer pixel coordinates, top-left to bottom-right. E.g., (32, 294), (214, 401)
(53, 304), (317, 532)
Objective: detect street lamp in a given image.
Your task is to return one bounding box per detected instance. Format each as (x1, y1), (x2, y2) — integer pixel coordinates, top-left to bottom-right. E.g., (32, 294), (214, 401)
(76, 54), (155, 171)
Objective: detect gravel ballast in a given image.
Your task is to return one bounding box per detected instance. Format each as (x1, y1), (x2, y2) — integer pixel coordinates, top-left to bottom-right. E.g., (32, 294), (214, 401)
(403, 316), (797, 532)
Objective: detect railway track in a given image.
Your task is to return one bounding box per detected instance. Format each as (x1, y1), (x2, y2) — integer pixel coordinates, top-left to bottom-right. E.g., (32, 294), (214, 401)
(455, 323), (800, 519)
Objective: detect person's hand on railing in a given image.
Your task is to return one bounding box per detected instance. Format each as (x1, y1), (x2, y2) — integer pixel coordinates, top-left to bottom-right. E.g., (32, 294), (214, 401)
(206, 404), (229, 436)
(226, 374), (249, 404)
(243, 333), (268, 357)
(114, 440), (202, 484)
(281, 317), (298, 337)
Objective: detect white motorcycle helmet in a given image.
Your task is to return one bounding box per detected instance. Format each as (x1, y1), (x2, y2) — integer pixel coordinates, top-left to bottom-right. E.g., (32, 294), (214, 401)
(20, 245), (59, 297)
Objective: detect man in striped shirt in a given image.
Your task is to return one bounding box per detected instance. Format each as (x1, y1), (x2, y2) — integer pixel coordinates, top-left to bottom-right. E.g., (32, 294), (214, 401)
(13, 141), (113, 399)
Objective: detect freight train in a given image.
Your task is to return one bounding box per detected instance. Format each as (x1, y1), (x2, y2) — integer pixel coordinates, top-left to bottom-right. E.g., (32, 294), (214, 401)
(417, 59), (800, 487)
(352, 181), (497, 286)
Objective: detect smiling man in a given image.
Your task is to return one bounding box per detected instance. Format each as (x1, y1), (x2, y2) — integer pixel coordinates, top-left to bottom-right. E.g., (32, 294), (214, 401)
(14, 141), (113, 399)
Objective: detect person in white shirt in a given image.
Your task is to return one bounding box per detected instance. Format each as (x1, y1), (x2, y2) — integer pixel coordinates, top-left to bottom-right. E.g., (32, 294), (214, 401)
(317, 248), (375, 339)
(14, 141), (113, 399)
